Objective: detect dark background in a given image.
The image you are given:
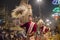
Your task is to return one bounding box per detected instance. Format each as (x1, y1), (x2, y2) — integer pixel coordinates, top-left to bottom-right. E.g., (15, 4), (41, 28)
(0, 0), (59, 18)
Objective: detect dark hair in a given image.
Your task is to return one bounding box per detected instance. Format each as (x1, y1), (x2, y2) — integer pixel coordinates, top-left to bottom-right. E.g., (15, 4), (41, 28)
(28, 15), (33, 18)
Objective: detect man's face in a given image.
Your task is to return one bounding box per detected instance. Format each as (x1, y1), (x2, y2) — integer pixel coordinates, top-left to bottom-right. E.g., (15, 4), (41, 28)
(28, 17), (33, 21)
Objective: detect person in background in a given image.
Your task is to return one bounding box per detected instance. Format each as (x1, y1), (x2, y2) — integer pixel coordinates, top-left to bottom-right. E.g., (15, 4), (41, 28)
(20, 15), (37, 40)
(40, 24), (49, 40)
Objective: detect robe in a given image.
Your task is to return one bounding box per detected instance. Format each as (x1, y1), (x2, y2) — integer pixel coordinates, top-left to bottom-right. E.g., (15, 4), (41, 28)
(21, 22), (37, 40)
(21, 22), (37, 33)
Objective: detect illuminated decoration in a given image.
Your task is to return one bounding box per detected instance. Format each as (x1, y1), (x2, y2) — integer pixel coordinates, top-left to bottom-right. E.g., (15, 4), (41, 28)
(52, 13), (60, 20)
(45, 19), (52, 26)
(52, 0), (60, 5)
(58, 0), (60, 4)
(53, 7), (60, 13)
(52, 0), (58, 5)
(52, 14), (58, 20)
(54, 16), (59, 20)
(46, 19), (50, 22)
(52, 7), (60, 20)
(37, 0), (42, 2)
(59, 13), (60, 15)
(52, 0), (60, 20)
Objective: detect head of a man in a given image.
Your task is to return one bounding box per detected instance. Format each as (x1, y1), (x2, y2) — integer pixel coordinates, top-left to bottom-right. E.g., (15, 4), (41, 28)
(28, 15), (33, 22)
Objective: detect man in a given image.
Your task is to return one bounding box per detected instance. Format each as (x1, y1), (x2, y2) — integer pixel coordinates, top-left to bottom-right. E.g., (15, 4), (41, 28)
(20, 15), (37, 40)
(40, 24), (49, 34)
(40, 24), (49, 40)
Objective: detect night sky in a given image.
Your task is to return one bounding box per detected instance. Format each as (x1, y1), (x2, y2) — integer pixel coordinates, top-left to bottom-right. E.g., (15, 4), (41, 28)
(0, 0), (59, 18)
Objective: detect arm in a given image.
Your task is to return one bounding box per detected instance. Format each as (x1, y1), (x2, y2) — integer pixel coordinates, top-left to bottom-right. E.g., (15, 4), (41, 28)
(20, 23), (27, 27)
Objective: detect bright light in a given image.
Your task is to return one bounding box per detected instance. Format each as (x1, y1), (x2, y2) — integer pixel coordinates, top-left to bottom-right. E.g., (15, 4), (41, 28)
(47, 23), (50, 26)
(49, 22), (52, 24)
(55, 13), (59, 16)
(46, 19), (50, 22)
(46, 22), (51, 26)
(52, 13), (59, 17)
(52, 14), (55, 17)
(46, 19), (52, 26)
(37, 0), (42, 2)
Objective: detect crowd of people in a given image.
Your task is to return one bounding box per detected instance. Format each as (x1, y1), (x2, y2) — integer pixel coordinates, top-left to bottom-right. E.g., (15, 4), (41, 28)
(14, 15), (51, 40)
(0, 15), (51, 40)
(19, 15), (50, 40)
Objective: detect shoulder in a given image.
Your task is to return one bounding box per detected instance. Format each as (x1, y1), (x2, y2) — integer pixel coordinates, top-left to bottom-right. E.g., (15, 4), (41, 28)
(25, 22), (31, 24)
(33, 22), (37, 26)
(31, 22), (36, 25)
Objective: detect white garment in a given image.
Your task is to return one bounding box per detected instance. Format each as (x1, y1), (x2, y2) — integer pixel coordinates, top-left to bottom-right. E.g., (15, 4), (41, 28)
(27, 22), (35, 34)
(27, 22), (35, 40)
